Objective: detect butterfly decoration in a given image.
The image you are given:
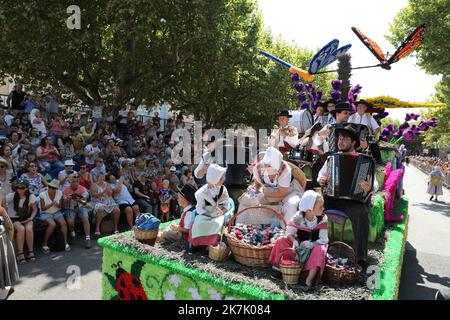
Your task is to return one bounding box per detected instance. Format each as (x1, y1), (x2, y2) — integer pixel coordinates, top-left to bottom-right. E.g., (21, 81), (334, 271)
(259, 39), (351, 82)
(308, 39), (352, 74)
(351, 24), (426, 70)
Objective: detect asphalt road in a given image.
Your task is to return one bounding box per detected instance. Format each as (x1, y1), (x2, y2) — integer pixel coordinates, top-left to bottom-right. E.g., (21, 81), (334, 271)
(398, 165), (450, 300)
(8, 164), (449, 300)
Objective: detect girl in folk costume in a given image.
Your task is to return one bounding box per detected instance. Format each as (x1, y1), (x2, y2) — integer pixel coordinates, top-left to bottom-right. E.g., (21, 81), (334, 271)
(427, 167), (445, 202)
(240, 147), (305, 222)
(269, 190), (328, 287)
(190, 164), (231, 247)
(160, 184), (197, 246)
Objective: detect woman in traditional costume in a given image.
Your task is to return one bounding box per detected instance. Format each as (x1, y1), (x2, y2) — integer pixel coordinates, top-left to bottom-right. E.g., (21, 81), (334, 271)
(427, 167), (444, 202)
(190, 164), (232, 248)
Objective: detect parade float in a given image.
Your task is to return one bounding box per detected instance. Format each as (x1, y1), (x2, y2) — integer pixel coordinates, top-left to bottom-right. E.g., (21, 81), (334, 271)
(98, 24), (445, 301)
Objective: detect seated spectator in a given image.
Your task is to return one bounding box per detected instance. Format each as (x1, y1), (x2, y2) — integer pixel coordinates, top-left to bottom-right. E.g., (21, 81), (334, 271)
(147, 181), (160, 217)
(19, 162), (48, 197)
(132, 173), (153, 213)
(38, 179), (70, 253)
(119, 159), (134, 189)
(58, 159), (77, 191)
(29, 109), (47, 138)
(0, 159), (14, 194)
(90, 158), (106, 182)
(2, 179), (38, 263)
(90, 172), (120, 236)
(180, 167), (197, 188)
(0, 145), (18, 174)
(84, 137), (101, 171)
(168, 166), (180, 192)
(28, 127), (42, 152)
(49, 114), (69, 146)
(78, 163), (92, 189)
(80, 121), (96, 144)
(107, 173), (139, 230)
(62, 174), (92, 249)
(36, 136), (65, 179)
(59, 137), (76, 160)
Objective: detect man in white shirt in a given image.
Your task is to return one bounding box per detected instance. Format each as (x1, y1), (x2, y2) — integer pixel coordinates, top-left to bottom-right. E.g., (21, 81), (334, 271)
(348, 100), (380, 137)
(348, 100), (383, 164)
(269, 110), (299, 153)
(84, 138), (101, 169)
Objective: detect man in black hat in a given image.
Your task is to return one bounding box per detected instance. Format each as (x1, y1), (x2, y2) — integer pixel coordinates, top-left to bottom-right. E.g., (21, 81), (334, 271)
(317, 102), (369, 153)
(317, 124), (374, 270)
(159, 184), (197, 247)
(269, 110), (299, 153)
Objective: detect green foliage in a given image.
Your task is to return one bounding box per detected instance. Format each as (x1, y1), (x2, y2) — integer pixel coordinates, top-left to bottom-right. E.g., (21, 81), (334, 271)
(388, 0), (450, 147)
(0, 0), (333, 128)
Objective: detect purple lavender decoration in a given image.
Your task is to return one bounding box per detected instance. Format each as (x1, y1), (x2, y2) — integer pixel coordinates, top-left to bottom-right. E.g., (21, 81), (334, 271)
(294, 82), (304, 92)
(290, 72), (300, 82)
(330, 90), (341, 102)
(297, 92), (307, 102)
(331, 80), (342, 90)
(300, 102), (310, 110)
(316, 90), (323, 102)
(305, 83), (314, 93)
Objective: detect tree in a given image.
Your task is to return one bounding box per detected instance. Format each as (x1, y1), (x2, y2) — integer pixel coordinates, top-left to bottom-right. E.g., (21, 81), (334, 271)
(0, 0), (226, 112)
(337, 53), (352, 100)
(388, 0), (449, 147)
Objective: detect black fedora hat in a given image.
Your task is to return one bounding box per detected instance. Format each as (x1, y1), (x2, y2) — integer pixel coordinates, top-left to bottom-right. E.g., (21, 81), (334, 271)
(330, 102), (353, 115)
(277, 110), (292, 118)
(178, 184), (198, 205)
(335, 124), (360, 148)
(355, 99), (373, 109)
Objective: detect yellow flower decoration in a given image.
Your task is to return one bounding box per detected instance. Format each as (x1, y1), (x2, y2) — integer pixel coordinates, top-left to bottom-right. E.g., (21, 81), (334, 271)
(365, 96), (447, 109)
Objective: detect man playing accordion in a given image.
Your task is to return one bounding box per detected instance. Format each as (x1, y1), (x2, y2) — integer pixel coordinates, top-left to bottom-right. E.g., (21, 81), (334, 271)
(317, 124), (376, 270)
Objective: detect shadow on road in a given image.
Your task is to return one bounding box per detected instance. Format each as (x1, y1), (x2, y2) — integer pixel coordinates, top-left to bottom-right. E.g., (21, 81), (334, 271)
(399, 242), (450, 300)
(412, 200), (450, 217)
(14, 239), (103, 293)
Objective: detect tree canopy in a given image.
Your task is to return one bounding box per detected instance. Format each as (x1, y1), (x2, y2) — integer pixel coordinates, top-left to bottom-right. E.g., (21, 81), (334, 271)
(388, 0), (449, 147)
(0, 0), (333, 129)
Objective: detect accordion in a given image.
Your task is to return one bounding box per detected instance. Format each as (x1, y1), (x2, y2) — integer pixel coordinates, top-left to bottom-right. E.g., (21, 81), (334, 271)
(325, 152), (375, 202)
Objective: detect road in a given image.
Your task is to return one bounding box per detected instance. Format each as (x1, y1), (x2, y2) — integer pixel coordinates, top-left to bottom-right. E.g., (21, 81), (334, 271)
(398, 164), (450, 299)
(8, 164), (450, 300)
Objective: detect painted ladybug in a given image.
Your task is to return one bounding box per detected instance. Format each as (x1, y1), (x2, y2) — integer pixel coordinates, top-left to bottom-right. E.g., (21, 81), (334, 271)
(105, 260), (148, 300)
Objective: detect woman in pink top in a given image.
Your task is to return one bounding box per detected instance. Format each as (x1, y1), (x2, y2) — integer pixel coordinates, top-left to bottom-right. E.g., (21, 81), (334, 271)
(50, 114), (69, 146)
(36, 136), (65, 179)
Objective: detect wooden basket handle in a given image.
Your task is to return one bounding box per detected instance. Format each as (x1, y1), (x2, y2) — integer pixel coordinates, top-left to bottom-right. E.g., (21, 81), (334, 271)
(278, 248), (299, 266)
(226, 205), (287, 233)
(326, 241), (357, 265)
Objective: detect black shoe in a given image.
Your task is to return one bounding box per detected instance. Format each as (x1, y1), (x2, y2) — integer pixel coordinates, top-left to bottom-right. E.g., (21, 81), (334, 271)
(5, 287), (15, 300)
(430, 196), (434, 201)
(271, 267), (282, 280)
(358, 260), (368, 273)
(188, 245), (199, 254)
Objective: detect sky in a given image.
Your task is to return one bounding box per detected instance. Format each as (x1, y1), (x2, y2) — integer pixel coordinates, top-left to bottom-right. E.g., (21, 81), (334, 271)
(257, 0), (441, 121)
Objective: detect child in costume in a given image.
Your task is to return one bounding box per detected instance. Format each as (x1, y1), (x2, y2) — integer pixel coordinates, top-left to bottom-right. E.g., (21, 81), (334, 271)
(269, 190), (328, 287)
(190, 164), (231, 248)
(159, 180), (175, 222)
(160, 184), (197, 247)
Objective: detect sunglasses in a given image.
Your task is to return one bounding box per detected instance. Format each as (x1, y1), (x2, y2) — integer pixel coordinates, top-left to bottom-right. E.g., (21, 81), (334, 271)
(17, 186), (27, 190)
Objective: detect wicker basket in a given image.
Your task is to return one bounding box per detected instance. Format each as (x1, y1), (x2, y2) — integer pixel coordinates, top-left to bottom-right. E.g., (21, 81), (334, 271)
(133, 227), (159, 246)
(208, 242), (230, 261)
(324, 241), (361, 287)
(224, 205), (287, 267)
(278, 248), (302, 285)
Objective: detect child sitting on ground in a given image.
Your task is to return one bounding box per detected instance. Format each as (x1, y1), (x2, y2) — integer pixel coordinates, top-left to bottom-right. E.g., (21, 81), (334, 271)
(159, 180), (175, 222)
(268, 190), (328, 287)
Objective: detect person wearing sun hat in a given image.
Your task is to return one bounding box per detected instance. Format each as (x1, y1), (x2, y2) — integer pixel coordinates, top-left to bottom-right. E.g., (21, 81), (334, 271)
(269, 110), (299, 153)
(58, 159), (77, 191)
(38, 179), (71, 253)
(160, 184), (198, 245)
(190, 164), (231, 248)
